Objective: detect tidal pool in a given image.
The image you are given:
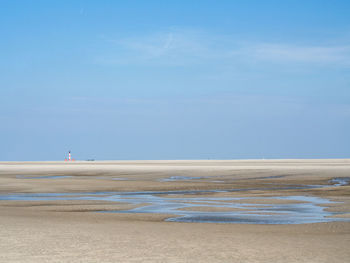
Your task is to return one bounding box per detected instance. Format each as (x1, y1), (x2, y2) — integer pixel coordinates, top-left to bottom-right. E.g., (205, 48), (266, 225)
(1, 190), (349, 224)
(160, 176), (208, 182)
(329, 177), (350, 186)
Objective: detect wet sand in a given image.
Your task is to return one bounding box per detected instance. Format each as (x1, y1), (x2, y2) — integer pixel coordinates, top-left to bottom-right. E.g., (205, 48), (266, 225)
(0, 159), (350, 262)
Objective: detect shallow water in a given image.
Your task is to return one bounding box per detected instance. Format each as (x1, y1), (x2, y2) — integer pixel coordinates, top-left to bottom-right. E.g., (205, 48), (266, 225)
(329, 177), (350, 186)
(0, 190), (348, 224)
(5, 176), (350, 224)
(160, 176), (208, 182)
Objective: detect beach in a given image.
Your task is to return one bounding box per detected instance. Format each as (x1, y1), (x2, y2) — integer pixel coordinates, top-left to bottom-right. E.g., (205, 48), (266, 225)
(0, 160), (349, 262)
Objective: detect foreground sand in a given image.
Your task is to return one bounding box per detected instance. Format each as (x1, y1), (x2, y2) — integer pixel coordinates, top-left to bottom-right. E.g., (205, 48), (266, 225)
(0, 159), (349, 262)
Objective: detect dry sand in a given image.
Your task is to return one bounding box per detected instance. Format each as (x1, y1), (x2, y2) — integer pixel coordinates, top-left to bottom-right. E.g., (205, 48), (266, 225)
(0, 159), (349, 262)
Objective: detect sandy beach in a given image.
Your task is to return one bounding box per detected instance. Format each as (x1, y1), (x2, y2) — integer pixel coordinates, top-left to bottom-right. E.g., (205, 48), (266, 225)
(0, 159), (349, 262)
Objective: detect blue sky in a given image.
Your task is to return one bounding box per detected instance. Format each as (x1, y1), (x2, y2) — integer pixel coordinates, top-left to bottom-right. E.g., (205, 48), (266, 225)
(1, 0), (349, 160)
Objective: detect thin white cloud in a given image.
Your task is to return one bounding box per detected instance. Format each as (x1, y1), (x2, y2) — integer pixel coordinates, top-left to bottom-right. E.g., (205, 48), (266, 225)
(117, 30), (212, 58)
(246, 44), (350, 65)
(96, 30), (225, 65)
(96, 29), (350, 67)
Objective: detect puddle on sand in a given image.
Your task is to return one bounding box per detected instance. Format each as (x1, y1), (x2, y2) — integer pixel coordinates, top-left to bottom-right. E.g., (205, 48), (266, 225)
(329, 177), (350, 186)
(160, 176), (208, 182)
(0, 190), (349, 225)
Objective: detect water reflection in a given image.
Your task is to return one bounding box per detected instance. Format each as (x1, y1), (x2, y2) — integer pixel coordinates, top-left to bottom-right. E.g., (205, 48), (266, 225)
(0, 191), (348, 224)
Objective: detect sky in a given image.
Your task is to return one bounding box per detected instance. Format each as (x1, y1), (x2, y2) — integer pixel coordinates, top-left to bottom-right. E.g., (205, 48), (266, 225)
(1, 0), (350, 161)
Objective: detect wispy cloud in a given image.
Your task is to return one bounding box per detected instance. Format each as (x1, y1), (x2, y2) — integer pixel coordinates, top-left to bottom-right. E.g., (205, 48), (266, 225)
(245, 43), (350, 65)
(95, 29), (350, 67)
(96, 29), (226, 65)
